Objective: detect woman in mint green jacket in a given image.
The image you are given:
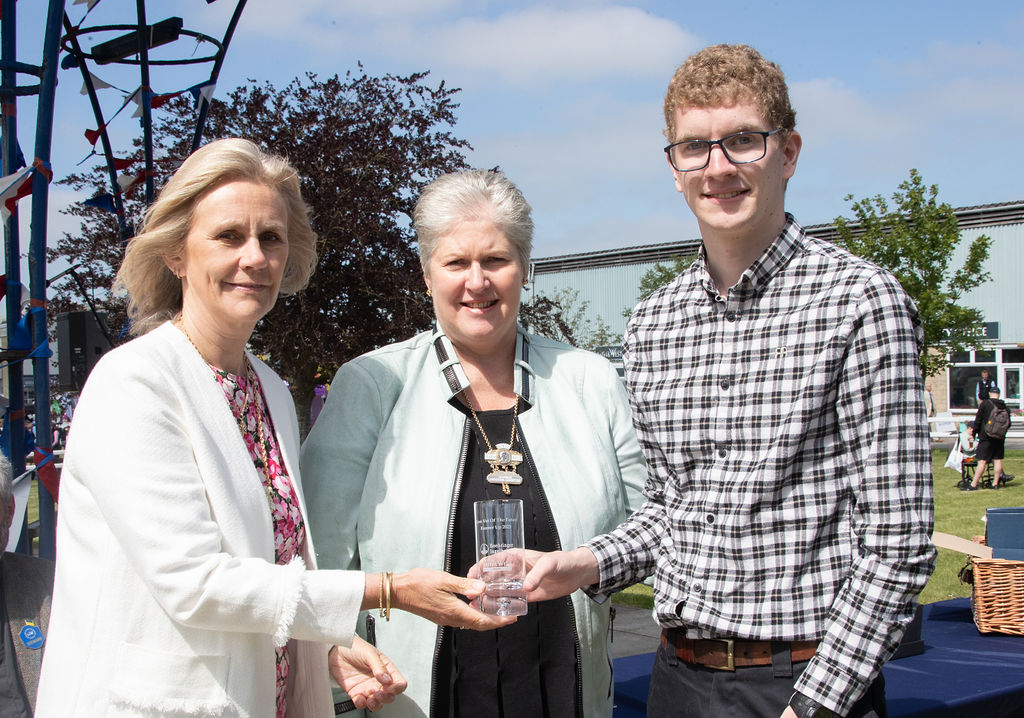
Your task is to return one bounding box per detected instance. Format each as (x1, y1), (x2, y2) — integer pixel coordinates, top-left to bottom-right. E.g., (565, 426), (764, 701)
(302, 169), (645, 717)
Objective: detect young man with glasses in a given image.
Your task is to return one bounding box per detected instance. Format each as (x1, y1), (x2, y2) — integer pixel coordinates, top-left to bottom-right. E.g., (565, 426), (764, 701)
(523, 44), (935, 718)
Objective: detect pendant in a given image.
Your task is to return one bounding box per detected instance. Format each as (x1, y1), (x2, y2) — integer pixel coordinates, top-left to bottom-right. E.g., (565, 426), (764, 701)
(485, 443), (523, 469)
(485, 442), (523, 495)
(486, 469), (523, 487)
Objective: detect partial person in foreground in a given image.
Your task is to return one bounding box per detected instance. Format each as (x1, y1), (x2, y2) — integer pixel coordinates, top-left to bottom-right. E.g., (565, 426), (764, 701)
(302, 169), (646, 717)
(1, 452), (54, 715)
(966, 385), (1010, 490)
(521, 44), (935, 718)
(35, 139), (511, 718)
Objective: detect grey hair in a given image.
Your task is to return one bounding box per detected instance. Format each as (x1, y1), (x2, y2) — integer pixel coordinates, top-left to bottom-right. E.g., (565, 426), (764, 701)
(413, 170), (533, 275)
(0, 451), (11, 510)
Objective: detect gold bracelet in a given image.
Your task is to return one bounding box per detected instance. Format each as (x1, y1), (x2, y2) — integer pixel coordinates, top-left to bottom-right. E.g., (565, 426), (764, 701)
(378, 572), (386, 619)
(384, 571), (393, 621)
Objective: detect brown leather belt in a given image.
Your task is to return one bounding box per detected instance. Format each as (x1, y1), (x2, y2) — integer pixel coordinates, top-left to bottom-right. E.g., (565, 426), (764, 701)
(661, 628), (818, 671)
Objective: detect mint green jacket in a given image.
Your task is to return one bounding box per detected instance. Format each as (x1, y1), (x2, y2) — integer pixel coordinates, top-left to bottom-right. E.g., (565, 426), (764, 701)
(301, 327), (646, 717)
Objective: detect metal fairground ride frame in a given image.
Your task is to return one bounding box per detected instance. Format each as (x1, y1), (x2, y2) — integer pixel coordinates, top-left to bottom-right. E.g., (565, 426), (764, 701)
(1, 0), (247, 559)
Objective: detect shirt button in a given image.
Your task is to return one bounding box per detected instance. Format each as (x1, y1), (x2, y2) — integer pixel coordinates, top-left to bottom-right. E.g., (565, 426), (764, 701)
(705, 513), (715, 524)
(725, 311), (737, 322)
(693, 583), (703, 594)
(717, 446), (727, 458)
(720, 378), (731, 390)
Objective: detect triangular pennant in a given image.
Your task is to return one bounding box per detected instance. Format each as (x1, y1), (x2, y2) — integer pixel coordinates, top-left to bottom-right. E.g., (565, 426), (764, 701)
(83, 193), (116, 213)
(81, 71), (114, 95)
(84, 127), (103, 146)
(0, 167), (35, 221)
(150, 90), (184, 110)
(129, 88), (144, 118)
(33, 448), (59, 501)
(189, 80), (218, 108)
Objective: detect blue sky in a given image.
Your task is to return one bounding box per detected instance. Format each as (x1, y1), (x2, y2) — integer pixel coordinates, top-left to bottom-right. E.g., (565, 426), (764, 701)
(10, 0), (1024, 265)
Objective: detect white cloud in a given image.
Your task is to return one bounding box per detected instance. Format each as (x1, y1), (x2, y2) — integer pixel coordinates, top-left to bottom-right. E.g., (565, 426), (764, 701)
(390, 6), (701, 87)
(223, 4), (701, 88)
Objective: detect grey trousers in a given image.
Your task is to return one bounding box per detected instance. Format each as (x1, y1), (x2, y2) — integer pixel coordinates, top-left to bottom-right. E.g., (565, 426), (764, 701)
(646, 641), (886, 718)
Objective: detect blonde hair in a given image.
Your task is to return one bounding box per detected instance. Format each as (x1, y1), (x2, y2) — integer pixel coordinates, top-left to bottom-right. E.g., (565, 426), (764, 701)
(664, 44), (796, 143)
(114, 138), (318, 335)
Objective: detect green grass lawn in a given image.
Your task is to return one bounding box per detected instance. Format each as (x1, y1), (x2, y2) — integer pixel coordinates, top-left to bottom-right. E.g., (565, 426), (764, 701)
(612, 448), (1024, 609)
(24, 448), (1020, 608)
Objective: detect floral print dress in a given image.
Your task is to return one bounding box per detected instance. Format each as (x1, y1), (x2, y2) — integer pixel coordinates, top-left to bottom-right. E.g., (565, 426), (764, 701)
(213, 363), (306, 718)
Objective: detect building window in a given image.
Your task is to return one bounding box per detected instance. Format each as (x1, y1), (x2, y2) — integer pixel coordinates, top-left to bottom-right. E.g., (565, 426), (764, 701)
(949, 365), (996, 410)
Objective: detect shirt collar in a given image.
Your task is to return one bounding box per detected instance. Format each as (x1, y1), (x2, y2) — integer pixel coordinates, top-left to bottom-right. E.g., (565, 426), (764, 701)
(697, 213), (806, 297)
(429, 325), (535, 407)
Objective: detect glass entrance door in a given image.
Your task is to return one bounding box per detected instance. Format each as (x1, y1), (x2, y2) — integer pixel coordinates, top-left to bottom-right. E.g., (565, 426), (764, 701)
(1002, 366), (1021, 411)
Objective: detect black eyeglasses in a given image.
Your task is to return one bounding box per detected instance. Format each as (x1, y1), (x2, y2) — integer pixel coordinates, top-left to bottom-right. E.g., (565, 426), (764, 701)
(664, 129), (782, 172)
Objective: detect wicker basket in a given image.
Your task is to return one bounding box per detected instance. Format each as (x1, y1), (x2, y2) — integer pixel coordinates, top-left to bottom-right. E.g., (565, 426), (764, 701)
(970, 554), (1024, 635)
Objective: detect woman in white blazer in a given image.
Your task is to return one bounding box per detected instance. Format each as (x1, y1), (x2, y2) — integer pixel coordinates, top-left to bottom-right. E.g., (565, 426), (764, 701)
(35, 139), (511, 718)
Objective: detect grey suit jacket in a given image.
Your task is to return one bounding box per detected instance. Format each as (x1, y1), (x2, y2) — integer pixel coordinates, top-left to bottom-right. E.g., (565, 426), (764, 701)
(3, 551), (55, 713)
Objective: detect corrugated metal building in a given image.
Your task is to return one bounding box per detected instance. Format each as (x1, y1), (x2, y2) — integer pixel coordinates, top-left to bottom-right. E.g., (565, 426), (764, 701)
(527, 200), (1024, 417)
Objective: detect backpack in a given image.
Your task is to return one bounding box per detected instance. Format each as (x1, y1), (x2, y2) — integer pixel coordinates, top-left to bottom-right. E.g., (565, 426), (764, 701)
(985, 402), (1011, 439)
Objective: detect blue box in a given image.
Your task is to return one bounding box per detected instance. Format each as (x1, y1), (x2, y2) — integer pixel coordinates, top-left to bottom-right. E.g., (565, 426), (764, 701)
(986, 507), (1024, 550)
(992, 548), (1024, 561)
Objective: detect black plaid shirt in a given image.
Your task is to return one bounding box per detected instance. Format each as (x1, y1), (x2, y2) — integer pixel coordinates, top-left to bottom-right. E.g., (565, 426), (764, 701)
(585, 216), (935, 714)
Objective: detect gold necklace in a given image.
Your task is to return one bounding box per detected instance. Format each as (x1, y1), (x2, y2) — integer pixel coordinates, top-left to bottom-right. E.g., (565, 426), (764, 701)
(177, 320), (274, 504)
(468, 395), (522, 495)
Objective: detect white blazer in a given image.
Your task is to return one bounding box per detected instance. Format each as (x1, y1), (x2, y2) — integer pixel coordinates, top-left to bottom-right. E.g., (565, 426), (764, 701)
(36, 322), (364, 717)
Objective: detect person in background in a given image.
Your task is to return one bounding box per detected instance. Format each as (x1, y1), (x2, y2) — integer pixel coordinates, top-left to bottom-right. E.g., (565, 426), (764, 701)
(302, 169), (646, 717)
(924, 382), (936, 417)
(966, 385), (1010, 491)
(521, 44), (935, 718)
(976, 368), (996, 403)
(35, 139), (510, 718)
(1, 452), (55, 716)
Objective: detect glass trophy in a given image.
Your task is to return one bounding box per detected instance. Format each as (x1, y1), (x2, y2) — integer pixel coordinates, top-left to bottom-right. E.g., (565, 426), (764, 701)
(473, 499), (528, 617)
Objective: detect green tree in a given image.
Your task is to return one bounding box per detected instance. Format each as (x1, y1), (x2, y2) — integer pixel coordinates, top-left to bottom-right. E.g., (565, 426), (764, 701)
(834, 169), (991, 378)
(520, 287), (620, 351)
(49, 69), (471, 431)
(622, 253), (696, 318)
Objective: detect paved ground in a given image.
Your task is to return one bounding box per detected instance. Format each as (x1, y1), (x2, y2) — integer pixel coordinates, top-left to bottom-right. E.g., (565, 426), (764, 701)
(611, 603), (661, 658)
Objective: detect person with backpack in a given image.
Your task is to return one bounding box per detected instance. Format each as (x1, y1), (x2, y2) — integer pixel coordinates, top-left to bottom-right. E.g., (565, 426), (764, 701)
(966, 385), (1011, 490)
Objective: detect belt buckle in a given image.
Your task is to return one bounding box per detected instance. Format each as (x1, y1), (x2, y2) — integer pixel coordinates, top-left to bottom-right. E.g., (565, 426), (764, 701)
(706, 638), (735, 671)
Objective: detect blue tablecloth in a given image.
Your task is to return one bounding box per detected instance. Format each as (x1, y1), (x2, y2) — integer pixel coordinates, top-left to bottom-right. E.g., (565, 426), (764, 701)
(612, 598), (1024, 717)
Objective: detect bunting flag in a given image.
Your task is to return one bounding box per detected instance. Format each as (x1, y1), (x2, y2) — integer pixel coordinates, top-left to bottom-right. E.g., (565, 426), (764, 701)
(0, 166), (35, 221)
(189, 80), (217, 108)
(127, 87), (144, 118)
(33, 448), (59, 501)
(82, 193), (116, 213)
(0, 159), (52, 220)
(116, 168), (149, 196)
(80, 71), (114, 95)
(132, 89), (185, 118)
(111, 156), (135, 171)
(84, 126), (105, 146)
(72, 0), (101, 9)
(150, 90), (184, 110)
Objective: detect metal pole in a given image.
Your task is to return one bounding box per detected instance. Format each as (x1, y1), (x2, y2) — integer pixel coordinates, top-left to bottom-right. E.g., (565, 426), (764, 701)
(190, 0), (247, 153)
(1, 0), (27, 551)
(136, 0), (154, 205)
(28, 0), (67, 560)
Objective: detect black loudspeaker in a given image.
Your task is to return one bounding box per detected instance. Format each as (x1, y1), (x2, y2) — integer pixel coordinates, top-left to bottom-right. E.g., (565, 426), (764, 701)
(57, 311), (109, 391)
